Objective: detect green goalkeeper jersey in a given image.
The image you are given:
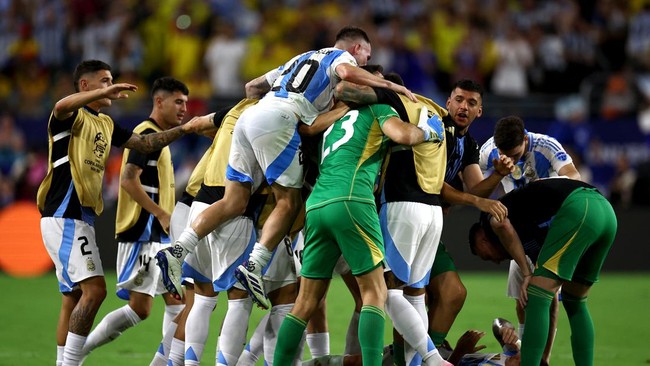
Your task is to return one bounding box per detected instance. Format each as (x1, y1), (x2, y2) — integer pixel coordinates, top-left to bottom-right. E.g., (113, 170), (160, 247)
(306, 104), (398, 211)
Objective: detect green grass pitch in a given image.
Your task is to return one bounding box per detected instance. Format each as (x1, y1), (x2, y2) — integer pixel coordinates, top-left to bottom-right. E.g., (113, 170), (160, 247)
(1, 271), (648, 365)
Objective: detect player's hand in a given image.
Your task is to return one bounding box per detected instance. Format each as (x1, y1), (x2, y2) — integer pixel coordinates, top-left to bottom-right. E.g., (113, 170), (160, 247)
(181, 115), (214, 135)
(392, 83), (418, 102)
(417, 107), (445, 143)
(505, 353), (521, 366)
(493, 155), (515, 176)
(156, 211), (171, 234)
(477, 198), (508, 222)
(104, 83), (137, 100)
(501, 327), (521, 351)
(454, 329), (487, 354)
(518, 274), (531, 309)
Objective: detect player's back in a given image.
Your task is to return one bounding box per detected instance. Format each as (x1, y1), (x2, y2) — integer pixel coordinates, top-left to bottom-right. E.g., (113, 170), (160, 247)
(306, 104), (395, 210)
(266, 47), (356, 126)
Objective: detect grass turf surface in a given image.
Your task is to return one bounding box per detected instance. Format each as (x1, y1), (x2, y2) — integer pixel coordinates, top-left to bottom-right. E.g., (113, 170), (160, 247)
(1, 271), (648, 365)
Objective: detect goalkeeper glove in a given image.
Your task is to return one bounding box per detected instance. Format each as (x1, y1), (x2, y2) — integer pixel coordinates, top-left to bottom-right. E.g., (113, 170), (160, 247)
(417, 106), (444, 143)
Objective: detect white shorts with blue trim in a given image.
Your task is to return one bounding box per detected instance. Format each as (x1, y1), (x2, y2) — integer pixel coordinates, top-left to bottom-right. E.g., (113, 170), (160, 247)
(227, 101), (303, 191)
(116, 241), (170, 300)
(182, 201), (256, 292)
(265, 233), (300, 293)
(41, 217), (104, 293)
(380, 201), (443, 288)
(506, 257), (535, 299)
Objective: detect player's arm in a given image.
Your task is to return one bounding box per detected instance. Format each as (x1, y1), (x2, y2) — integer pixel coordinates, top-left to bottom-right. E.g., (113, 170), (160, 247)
(336, 63), (417, 102)
(441, 182), (507, 222)
(120, 163), (171, 232)
(558, 163), (581, 180)
(466, 157), (514, 198)
(334, 81), (379, 105)
(245, 74), (271, 99)
(490, 216), (532, 303)
(121, 117), (204, 154)
(53, 83), (138, 120)
(298, 101), (351, 137)
(381, 117), (426, 145)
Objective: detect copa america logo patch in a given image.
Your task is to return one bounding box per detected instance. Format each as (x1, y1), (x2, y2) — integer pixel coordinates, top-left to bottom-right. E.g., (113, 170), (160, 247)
(556, 152), (568, 161)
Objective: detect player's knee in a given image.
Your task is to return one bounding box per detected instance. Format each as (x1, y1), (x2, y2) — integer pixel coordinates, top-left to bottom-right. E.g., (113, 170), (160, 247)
(81, 285), (107, 309)
(132, 305), (151, 320)
(450, 282), (467, 308)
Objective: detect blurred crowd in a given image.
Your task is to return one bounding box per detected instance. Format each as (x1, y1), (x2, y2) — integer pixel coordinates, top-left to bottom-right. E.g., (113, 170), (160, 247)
(2, 0), (650, 209)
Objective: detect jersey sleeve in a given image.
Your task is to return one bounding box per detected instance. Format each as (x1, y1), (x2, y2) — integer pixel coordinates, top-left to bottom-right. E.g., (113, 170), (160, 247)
(371, 104), (399, 128)
(542, 136), (573, 172)
(463, 134), (480, 168)
(112, 121), (133, 147)
(478, 138), (499, 175)
(330, 51), (358, 79)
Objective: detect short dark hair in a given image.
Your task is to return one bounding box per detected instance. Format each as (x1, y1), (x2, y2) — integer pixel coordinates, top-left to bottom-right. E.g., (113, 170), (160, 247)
(73, 60), (111, 92)
(360, 64), (383, 75)
(468, 222), (482, 255)
(493, 115), (525, 151)
(151, 77), (189, 98)
(453, 79), (484, 98)
(335, 26), (370, 44)
(384, 72), (404, 87)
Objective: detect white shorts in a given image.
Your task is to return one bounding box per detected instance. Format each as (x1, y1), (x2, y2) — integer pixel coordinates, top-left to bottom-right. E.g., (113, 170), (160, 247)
(293, 231), (350, 276)
(41, 217), (104, 293)
(115, 241), (169, 299)
(265, 233), (300, 293)
(227, 101), (303, 191)
(506, 257), (536, 299)
(170, 201), (191, 243)
(380, 201), (443, 288)
(182, 201), (256, 292)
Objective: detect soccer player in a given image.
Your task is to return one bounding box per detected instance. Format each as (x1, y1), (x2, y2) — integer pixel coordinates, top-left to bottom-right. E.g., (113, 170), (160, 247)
(37, 60), (203, 366)
(272, 102), (449, 366)
(479, 115), (581, 363)
(469, 178), (617, 366)
(80, 77), (191, 360)
(334, 77), (510, 363)
(155, 26), (417, 309)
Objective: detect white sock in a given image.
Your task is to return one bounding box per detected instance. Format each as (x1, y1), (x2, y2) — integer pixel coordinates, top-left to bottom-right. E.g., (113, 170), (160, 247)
(248, 242), (272, 274)
(82, 305), (141, 355)
(175, 228), (200, 260)
(264, 303), (294, 365)
(168, 338), (185, 366)
(344, 311), (360, 355)
(216, 297), (253, 365)
(57, 345), (65, 366)
(184, 294), (217, 365)
(150, 321), (178, 366)
(306, 332), (330, 358)
(518, 323), (525, 339)
(163, 304), (184, 335)
(237, 313), (269, 366)
(62, 332), (86, 366)
(404, 293), (427, 366)
(385, 289), (443, 364)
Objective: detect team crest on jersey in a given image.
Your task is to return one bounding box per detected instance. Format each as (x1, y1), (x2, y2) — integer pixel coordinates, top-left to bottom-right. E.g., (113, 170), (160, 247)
(93, 132), (108, 159)
(556, 151), (568, 161)
(86, 257), (96, 271)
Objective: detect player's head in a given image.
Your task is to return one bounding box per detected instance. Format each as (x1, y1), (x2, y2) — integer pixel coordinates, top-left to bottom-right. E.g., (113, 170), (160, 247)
(384, 72), (404, 86)
(469, 222), (509, 264)
(151, 77), (189, 129)
(360, 64), (383, 76)
(73, 60), (115, 109)
(446, 79), (483, 132)
(494, 115), (528, 163)
(335, 26), (371, 66)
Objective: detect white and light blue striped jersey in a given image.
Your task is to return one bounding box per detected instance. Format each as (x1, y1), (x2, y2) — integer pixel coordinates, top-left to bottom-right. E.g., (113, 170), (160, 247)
(479, 131), (573, 194)
(262, 47), (357, 126)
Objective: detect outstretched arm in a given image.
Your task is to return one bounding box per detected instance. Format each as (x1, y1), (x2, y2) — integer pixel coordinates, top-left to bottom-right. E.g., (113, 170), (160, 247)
(334, 81), (379, 105)
(121, 116), (205, 154)
(490, 217), (531, 306)
(336, 63), (417, 102)
(441, 183), (507, 222)
(245, 75), (271, 99)
(381, 117), (426, 146)
(298, 101), (351, 137)
(53, 83), (138, 120)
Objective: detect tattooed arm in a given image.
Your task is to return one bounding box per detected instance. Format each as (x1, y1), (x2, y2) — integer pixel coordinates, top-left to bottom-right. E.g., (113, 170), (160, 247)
(334, 81), (380, 106)
(122, 117), (202, 154)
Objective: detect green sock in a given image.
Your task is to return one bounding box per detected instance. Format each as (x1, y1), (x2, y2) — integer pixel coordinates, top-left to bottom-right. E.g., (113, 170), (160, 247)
(521, 285), (554, 366)
(428, 331), (447, 347)
(562, 292), (594, 366)
(359, 305), (385, 366)
(273, 313), (307, 366)
(392, 340), (405, 366)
